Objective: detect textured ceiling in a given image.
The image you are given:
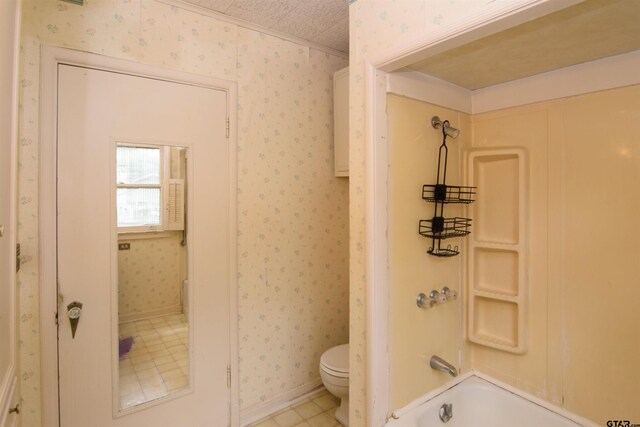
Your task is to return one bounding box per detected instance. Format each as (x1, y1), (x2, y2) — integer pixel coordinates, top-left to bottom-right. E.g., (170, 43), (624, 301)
(408, 0), (640, 90)
(181, 0), (350, 53)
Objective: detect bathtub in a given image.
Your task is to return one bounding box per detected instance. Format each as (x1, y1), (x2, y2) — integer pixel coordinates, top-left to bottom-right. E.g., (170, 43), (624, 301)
(386, 374), (593, 427)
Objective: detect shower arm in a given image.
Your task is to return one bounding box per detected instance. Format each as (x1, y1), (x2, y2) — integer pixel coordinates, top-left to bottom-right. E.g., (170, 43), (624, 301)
(431, 116), (460, 139)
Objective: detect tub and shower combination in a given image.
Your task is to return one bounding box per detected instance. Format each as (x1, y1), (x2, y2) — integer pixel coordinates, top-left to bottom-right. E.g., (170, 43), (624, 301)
(386, 373), (594, 427)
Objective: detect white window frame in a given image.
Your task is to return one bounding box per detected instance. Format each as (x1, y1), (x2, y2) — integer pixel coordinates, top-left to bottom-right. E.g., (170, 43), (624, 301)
(116, 142), (164, 233)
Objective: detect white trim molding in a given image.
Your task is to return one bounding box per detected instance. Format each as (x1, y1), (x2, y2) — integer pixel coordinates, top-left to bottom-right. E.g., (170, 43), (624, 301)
(39, 45), (239, 427)
(0, 0), (21, 425)
(227, 52), (240, 427)
(387, 50), (640, 114)
(386, 70), (472, 114)
(386, 50), (640, 116)
(365, 63), (391, 427)
(239, 380), (324, 426)
(472, 49), (640, 113)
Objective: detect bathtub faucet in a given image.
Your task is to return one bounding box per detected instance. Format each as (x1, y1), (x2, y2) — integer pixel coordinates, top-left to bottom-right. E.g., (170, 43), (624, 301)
(430, 355), (458, 377)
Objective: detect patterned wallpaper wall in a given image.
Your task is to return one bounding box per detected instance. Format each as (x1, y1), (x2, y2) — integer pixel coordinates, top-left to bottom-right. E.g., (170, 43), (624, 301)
(348, 1), (510, 425)
(118, 232), (185, 321)
(17, 1), (348, 425)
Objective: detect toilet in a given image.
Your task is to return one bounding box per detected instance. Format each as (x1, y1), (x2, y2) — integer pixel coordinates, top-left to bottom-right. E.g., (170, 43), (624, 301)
(319, 343), (349, 426)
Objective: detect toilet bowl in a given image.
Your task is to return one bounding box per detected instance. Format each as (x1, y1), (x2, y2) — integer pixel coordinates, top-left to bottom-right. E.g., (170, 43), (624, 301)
(319, 344), (349, 426)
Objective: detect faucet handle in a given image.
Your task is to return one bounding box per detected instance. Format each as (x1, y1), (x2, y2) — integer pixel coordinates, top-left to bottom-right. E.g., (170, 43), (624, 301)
(441, 287), (457, 301)
(417, 288), (458, 309)
(429, 290), (441, 305)
(417, 292), (438, 309)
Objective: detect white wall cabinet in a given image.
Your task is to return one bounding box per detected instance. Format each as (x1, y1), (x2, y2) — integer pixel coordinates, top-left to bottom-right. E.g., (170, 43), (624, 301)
(333, 67), (349, 177)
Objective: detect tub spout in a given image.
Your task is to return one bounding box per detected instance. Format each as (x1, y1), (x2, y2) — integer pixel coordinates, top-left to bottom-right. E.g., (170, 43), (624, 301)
(430, 355), (458, 377)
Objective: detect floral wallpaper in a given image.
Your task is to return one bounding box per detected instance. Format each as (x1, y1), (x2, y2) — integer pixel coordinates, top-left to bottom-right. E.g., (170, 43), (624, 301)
(236, 27), (350, 407)
(348, 1), (510, 425)
(17, 1), (348, 425)
(118, 232), (185, 321)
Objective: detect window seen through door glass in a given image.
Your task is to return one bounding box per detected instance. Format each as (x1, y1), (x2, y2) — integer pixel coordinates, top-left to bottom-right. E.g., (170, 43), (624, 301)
(117, 188), (161, 227)
(117, 146), (160, 184)
(116, 146), (161, 228)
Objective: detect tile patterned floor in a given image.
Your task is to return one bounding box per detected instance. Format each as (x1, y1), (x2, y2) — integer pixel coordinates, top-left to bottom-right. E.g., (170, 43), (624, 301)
(249, 390), (342, 427)
(118, 313), (189, 410)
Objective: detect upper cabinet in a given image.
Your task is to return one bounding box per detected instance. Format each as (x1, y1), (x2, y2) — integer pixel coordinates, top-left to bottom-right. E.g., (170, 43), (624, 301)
(333, 67), (349, 177)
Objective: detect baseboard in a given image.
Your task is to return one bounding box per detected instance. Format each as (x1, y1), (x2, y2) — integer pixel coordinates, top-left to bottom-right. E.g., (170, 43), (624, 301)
(118, 305), (182, 323)
(240, 379), (324, 426)
(0, 373), (17, 427)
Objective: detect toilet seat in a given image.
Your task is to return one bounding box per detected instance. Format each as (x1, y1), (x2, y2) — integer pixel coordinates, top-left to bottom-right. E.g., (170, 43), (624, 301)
(321, 365), (349, 378)
(319, 343), (350, 426)
(320, 344), (349, 378)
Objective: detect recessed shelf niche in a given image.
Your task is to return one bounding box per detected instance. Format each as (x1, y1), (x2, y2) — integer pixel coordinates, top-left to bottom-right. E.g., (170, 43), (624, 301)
(472, 297), (519, 348)
(474, 248), (519, 296)
(467, 148), (528, 354)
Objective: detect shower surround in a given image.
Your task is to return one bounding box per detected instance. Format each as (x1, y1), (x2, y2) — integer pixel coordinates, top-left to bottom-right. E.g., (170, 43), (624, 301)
(385, 83), (640, 425)
(349, 2), (640, 426)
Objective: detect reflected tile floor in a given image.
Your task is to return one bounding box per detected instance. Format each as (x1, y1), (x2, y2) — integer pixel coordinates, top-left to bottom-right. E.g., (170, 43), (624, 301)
(249, 390), (342, 427)
(118, 313), (189, 410)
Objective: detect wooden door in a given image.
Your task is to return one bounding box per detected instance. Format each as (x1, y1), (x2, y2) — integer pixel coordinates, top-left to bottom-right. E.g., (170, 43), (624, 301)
(57, 64), (230, 426)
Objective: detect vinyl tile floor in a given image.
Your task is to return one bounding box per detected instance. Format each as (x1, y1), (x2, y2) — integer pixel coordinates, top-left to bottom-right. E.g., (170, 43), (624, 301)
(118, 313), (189, 410)
(249, 390), (342, 427)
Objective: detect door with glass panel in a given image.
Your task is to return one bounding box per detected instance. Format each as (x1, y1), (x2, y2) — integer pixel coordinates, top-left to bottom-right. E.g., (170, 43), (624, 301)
(56, 64), (230, 426)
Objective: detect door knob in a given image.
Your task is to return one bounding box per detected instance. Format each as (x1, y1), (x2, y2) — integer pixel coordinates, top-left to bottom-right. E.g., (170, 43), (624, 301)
(67, 301), (83, 338)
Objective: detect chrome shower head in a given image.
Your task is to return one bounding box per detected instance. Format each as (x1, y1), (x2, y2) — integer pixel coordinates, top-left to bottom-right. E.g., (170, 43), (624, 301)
(431, 116), (460, 139)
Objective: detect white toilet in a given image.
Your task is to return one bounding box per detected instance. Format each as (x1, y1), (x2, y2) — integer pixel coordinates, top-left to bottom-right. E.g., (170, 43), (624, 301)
(319, 343), (349, 426)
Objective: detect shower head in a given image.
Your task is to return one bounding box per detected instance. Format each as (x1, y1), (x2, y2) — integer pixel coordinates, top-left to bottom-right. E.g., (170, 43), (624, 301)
(431, 116), (460, 139)
(443, 122), (459, 139)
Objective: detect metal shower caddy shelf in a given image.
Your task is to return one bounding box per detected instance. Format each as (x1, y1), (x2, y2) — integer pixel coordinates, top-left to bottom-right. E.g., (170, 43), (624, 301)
(419, 116), (476, 257)
(422, 184), (475, 204)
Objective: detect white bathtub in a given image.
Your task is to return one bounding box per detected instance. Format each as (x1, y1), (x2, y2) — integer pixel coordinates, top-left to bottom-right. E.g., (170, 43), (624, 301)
(386, 375), (591, 427)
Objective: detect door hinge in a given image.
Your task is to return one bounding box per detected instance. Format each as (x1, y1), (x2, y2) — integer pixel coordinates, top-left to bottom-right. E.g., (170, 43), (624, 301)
(225, 118), (230, 138)
(16, 243), (20, 272)
(56, 289), (63, 327)
(226, 365), (231, 388)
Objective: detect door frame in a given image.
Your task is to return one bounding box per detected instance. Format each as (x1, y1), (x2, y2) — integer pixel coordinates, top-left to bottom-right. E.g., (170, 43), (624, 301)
(39, 46), (239, 426)
(360, 0), (584, 424)
(0, 1), (21, 426)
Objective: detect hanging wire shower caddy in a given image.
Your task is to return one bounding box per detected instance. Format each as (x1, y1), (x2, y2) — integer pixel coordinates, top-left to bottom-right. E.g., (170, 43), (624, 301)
(419, 117), (476, 257)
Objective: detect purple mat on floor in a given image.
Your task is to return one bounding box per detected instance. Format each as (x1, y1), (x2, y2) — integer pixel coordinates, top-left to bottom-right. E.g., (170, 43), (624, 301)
(119, 336), (134, 358)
